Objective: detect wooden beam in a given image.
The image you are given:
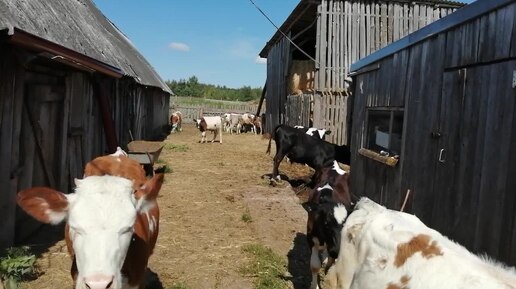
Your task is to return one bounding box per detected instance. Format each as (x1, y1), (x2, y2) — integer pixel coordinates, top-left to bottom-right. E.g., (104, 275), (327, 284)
(256, 80), (267, 116)
(291, 18), (317, 42)
(358, 148), (399, 167)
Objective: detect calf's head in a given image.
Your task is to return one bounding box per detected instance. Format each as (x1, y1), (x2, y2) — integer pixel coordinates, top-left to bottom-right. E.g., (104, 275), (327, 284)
(17, 157), (164, 289)
(303, 186), (349, 259)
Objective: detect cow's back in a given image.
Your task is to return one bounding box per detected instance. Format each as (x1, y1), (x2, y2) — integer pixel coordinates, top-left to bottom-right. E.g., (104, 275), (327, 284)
(330, 198), (516, 289)
(203, 116), (222, 130)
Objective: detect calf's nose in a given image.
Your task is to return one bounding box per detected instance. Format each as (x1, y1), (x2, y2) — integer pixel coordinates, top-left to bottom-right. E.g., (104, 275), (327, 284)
(84, 274), (114, 289)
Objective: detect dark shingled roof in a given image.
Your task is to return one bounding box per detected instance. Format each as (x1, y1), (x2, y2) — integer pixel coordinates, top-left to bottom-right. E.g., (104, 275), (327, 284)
(0, 0), (171, 94)
(259, 0), (466, 58)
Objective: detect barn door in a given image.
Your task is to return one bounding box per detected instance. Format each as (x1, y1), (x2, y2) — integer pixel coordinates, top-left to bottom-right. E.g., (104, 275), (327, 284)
(16, 81), (69, 243)
(434, 60), (516, 263)
(20, 84), (68, 191)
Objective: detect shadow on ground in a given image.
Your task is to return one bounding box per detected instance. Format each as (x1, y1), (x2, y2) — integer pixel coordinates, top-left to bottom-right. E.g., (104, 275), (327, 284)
(287, 232), (311, 289)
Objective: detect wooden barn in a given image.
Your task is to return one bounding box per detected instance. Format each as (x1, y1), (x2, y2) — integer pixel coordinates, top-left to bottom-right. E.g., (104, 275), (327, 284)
(259, 0), (464, 145)
(349, 0), (516, 265)
(0, 0), (172, 247)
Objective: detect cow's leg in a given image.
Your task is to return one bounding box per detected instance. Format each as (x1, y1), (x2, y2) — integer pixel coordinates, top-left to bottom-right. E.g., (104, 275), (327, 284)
(310, 240), (322, 289)
(272, 152), (285, 180)
(201, 131), (206, 143)
(219, 126), (222, 144)
(211, 130), (217, 143)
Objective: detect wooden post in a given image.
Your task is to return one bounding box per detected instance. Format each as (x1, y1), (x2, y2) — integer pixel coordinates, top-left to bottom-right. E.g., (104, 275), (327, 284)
(256, 80), (267, 116)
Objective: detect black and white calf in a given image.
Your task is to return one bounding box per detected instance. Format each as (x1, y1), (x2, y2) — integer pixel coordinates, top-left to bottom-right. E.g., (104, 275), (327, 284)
(303, 161), (354, 289)
(294, 125), (331, 140)
(194, 116), (223, 143)
(266, 124), (350, 181)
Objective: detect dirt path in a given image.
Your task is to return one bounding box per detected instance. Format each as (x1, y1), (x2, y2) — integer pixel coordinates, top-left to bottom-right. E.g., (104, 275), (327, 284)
(21, 123), (315, 289)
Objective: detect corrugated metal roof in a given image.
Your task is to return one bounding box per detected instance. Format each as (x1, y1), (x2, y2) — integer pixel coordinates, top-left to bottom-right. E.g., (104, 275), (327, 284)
(259, 0), (466, 58)
(0, 0), (171, 94)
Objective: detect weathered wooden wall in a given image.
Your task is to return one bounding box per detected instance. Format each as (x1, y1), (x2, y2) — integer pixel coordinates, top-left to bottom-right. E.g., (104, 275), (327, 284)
(0, 45), (23, 247)
(350, 1), (516, 265)
(265, 0), (458, 143)
(265, 36), (291, 133)
(0, 47), (170, 247)
(285, 94), (311, 127)
(316, 0), (456, 92)
(313, 92), (350, 144)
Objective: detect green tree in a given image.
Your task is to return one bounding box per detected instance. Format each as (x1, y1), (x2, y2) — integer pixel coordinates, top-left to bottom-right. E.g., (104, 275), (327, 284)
(166, 76), (263, 102)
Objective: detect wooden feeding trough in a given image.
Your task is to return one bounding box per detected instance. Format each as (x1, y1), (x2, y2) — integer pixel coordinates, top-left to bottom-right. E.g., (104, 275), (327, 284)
(126, 140), (164, 175)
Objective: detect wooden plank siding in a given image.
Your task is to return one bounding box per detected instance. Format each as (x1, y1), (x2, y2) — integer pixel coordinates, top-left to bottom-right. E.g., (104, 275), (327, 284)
(263, 0), (461, 145)
(285, 94), (311, 127)
(350, 1), (516, 265)
(265, 36), (291, 133)
(0, 46), (19, 246)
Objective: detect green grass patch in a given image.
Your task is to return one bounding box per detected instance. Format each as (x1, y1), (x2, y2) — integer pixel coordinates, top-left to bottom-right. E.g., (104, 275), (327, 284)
(153, 160), (173, 174)
(169, 283), (192, 289)
(240, 244), (289, 289)
(241, 210), (253, 223)
(161, 166), (173, 174)
(165, 143), (189, 152)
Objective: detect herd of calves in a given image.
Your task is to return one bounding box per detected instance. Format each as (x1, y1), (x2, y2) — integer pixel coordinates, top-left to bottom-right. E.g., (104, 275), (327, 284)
(16, 116), (516, 289)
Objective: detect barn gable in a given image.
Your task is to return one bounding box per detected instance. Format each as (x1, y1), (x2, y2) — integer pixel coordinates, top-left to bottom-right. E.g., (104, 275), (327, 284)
(349, 0), (516, 265)
(259, 0), (464, 145)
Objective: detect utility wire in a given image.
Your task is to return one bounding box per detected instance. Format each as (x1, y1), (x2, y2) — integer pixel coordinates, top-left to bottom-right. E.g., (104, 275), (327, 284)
(249, 0), (349, 77)
(249, 0), (317, 63)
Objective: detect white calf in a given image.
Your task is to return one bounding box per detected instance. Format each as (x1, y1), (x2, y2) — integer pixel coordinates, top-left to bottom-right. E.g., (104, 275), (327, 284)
(195, 116), (223, 143)
(325, 197), (516, 289)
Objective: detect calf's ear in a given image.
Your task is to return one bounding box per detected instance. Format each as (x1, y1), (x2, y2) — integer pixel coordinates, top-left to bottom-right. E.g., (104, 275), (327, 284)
(17, 187), (70, 225)
(136, 173), (164, 201)
(325, 130), (332, 135)
(302, 201), (317, 213)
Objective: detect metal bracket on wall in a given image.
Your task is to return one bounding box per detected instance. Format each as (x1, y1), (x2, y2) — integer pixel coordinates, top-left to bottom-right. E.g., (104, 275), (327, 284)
(438, 149), (446, 163)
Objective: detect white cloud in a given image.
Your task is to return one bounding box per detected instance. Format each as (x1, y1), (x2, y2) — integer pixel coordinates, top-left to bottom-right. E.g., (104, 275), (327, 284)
(168, 42), (190, 52)
(228, 40), (255, 59)
(255, 56), (267, 64)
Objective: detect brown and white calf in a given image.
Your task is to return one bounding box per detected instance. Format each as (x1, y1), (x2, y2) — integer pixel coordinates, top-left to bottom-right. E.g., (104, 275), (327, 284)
(194, 116), (223, 143)
(170, 111), (182, 133)
(302, 161), (353, 289)
(253, 115), (263, 135)
(17, 153), (164, 289)
(239, 113), (256, 134)
(325, 197), (516, 289)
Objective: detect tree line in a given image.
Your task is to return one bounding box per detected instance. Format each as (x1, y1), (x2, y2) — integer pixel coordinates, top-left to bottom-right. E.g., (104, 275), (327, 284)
(166, 76), (263, 102)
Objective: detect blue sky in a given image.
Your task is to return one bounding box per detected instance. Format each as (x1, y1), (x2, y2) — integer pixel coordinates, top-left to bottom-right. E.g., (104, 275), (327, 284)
(92, 0), (475, 89)
(92, 0), (298, 88)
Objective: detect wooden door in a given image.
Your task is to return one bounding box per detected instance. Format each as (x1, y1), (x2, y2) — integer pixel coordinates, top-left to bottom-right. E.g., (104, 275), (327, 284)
(19, 84), (67, 191)
(435, 60), (516, 264)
